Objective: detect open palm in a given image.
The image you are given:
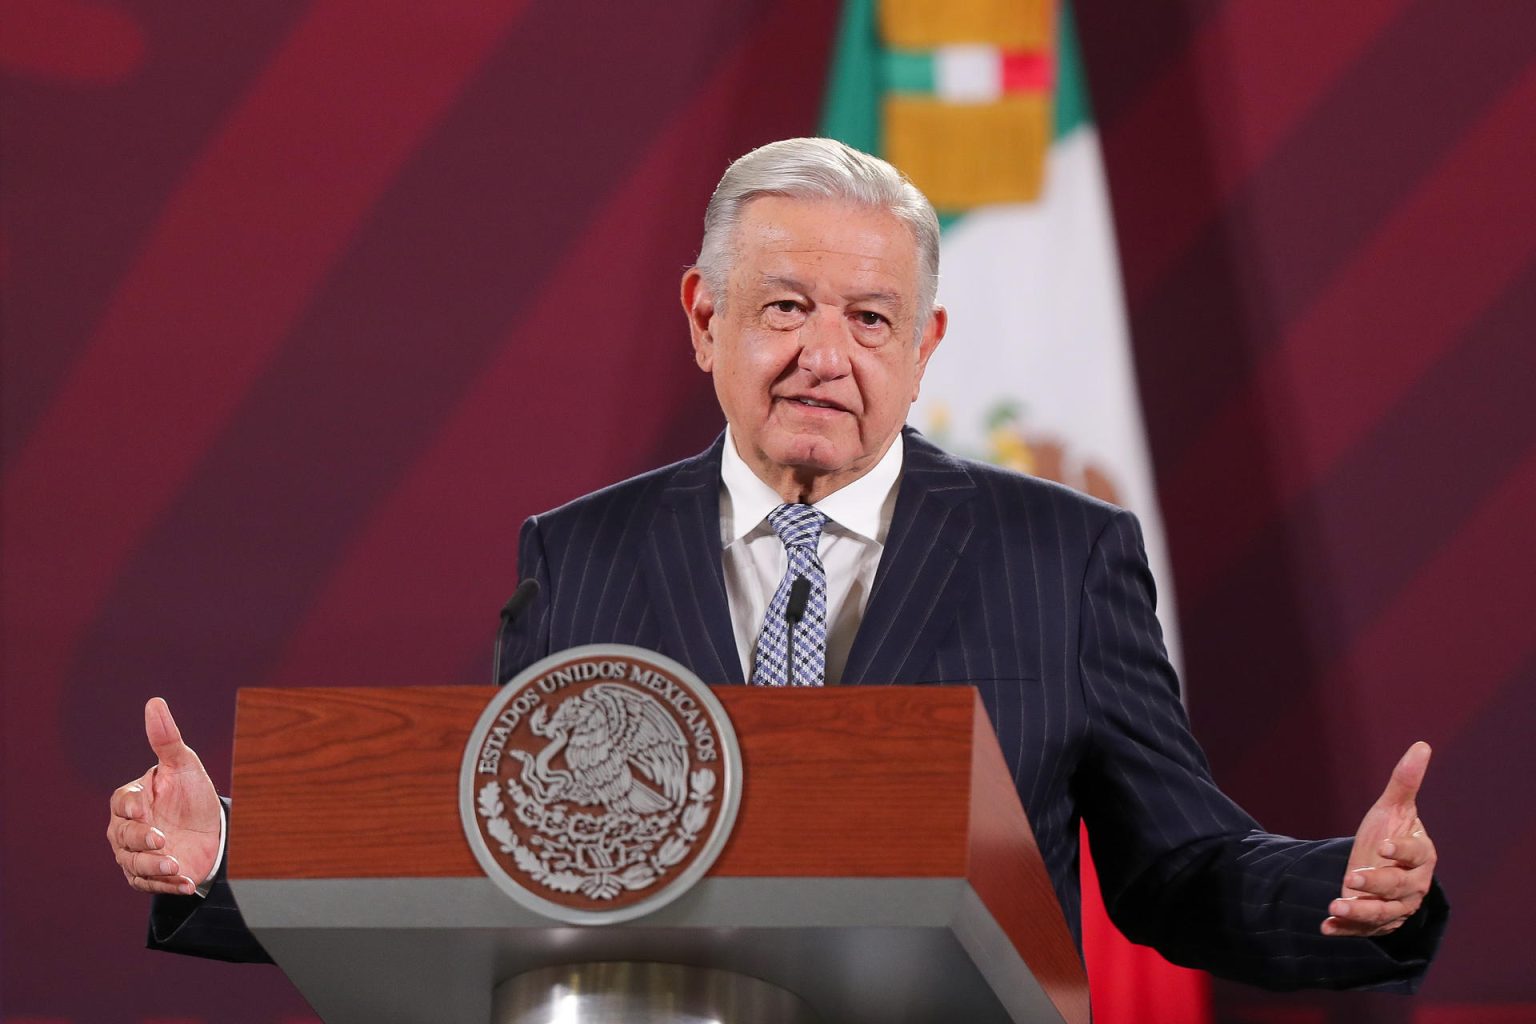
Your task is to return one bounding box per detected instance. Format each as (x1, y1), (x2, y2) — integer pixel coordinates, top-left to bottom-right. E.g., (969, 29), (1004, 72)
(1322, 741), (1437, 938)
(107, 698), (222, 895)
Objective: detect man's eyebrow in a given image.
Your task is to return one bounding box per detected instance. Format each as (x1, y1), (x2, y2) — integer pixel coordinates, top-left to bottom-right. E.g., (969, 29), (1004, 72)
(757, 274), (809, 293)
(843, 289), (904, 308)
(757, 276), (905, 309)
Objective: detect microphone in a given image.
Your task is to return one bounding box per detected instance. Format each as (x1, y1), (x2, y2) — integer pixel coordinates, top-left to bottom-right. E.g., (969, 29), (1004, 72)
(491, 578), (541, 686)
(785, 576), (811, 625)
(784, 576), (810, 686)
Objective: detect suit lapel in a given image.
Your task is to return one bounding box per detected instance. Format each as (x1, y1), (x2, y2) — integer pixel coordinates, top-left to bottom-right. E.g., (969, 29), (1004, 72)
(643, 435), (746, 685)
(843, 429), (985, 685)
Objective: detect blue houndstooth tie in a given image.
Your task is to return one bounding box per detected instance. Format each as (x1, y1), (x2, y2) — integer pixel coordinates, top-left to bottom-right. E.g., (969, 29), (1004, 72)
(750, 503), (828, 687)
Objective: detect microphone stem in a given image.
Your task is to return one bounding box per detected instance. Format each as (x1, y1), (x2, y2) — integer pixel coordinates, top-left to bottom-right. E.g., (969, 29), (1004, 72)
(493, 613), (510, 686)
(492, 579), (541, 686)
(783, 574), (810, 687)
(787, 619), (795, 687)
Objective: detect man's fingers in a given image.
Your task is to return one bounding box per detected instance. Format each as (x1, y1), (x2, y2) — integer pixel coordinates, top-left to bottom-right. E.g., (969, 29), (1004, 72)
(1344, 865), (1398, 899)
(144, 697), (197, 771)
(109, 810), (195, 895)
(1376, 740), (1432, 811)
(1342, 867), (1429, 906)
(110, 816), (167, 854)
(119, 849), (184, 878)
(1378, 830), (1436, 869)
(1328, 895), (1415, 928)
(126, 873), (198, 896)
(109, 780), (150, 821)
(1344, 862), (1435, 903)
(1322, 914), (1405, 938)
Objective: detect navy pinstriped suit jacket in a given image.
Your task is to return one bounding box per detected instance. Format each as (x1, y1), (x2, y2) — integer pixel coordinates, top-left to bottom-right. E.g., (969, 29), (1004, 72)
(150, 428), (1444, 990)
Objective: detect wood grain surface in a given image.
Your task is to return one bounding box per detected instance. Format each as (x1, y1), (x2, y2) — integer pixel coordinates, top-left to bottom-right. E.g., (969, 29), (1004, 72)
(230, 685), (980, 878)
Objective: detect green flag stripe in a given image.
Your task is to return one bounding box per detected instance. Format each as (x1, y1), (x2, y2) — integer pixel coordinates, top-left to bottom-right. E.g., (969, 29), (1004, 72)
(819, 0), (881, 154)
(1055, 0), (1092, 138)
(883, 49), (936, 94)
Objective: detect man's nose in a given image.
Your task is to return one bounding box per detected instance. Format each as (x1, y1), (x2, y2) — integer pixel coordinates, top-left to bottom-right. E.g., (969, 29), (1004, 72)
(798, 310), (852, 381)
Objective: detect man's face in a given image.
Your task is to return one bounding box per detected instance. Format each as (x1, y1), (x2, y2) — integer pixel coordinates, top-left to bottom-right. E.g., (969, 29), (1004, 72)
(682, 196), (946, 503)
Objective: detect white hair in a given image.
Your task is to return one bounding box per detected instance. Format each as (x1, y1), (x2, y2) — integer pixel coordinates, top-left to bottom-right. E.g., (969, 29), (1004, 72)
(695, 138), (941, 334)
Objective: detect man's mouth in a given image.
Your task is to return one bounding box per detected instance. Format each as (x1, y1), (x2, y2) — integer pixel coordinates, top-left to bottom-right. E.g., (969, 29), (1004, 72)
(781, 396), (846, 412)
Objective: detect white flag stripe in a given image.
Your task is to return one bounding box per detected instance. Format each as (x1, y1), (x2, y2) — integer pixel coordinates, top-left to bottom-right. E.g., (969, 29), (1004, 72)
(917, 126), (1184, 677)
(934, 45), (1002, 103)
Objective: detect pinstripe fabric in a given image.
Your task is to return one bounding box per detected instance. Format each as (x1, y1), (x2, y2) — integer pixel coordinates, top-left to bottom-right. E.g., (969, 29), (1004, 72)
(507, 436), (745, 686)
(502, 428), (1445, 992)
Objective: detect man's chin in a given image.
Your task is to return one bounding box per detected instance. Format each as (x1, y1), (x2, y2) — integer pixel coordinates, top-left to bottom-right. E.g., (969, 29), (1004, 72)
(739, 432), (884, 500)
(764, 435), (855, 476)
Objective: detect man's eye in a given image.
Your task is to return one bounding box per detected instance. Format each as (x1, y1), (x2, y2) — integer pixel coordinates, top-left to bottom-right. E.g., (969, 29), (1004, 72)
(769, 300), (799, 313)
(854, 311), (888, 327)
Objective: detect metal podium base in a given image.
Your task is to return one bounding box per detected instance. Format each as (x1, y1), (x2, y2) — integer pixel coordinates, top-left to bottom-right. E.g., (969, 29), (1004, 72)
(492, 962), (821, 1024)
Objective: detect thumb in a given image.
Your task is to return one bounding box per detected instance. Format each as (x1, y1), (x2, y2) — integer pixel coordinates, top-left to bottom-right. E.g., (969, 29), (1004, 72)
(144, 697), (198, 770)
(1376, 740), (1431, 810)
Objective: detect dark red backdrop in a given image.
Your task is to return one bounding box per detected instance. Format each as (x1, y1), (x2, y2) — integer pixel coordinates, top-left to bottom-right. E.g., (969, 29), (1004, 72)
(3, 2), (1532, 1021)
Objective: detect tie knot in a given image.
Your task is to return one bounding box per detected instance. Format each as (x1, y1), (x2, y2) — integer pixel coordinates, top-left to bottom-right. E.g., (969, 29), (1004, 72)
(767, 503), (826, 550)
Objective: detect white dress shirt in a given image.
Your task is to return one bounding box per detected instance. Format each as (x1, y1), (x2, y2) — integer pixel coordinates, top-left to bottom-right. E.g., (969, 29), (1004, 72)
(719, 426), (903, 685)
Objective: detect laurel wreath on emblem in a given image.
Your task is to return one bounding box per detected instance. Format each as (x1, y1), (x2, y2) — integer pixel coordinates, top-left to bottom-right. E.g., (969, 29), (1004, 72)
(476, 684), (717, 901)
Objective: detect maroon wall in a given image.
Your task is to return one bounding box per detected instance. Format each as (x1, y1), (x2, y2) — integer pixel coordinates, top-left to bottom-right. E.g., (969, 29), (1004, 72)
(1076, 1), (1536, 1021)
(3, 2), (1533, 1021)
(2, 2), (837, 1020)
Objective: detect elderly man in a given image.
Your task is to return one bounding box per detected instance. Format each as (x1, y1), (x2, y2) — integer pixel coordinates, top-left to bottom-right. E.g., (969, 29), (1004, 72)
(109, 138), (1446, 989)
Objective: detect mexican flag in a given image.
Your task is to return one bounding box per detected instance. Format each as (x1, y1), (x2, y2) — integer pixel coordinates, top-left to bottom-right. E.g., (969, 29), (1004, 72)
(821, 1), (1210, 1020)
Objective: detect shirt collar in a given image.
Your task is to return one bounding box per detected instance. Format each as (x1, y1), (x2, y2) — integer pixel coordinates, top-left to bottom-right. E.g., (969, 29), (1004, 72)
(720, 426), (904, 545)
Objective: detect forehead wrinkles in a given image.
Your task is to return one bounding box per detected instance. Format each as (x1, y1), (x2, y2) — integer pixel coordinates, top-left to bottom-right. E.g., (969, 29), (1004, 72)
(752, 215), (908, 261)
(742, 240), (912, 301)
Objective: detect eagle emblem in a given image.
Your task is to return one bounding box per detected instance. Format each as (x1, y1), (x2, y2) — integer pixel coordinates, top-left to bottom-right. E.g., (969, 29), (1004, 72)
(462, 646), (742, 924)
(511, 683), (689, 816)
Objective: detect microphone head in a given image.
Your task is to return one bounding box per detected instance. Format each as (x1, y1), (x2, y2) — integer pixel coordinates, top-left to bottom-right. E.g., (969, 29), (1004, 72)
(500, 577), (541, 622)
(493, 578), (542, 687)
(785, 576), (811, 624)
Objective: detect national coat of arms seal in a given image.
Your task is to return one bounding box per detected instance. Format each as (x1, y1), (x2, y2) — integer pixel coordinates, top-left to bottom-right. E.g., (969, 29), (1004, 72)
(460, 644), (742, 924)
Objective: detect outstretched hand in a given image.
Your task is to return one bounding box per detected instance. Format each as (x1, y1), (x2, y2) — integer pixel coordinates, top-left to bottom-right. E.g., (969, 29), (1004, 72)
(106, 698), (222, 896)
(1322, 741), (1437, 938)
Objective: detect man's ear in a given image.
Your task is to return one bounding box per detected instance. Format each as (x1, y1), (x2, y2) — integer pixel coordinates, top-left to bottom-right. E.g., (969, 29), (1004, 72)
(681, 268), (717, 372)
(911, 304), (948, 400)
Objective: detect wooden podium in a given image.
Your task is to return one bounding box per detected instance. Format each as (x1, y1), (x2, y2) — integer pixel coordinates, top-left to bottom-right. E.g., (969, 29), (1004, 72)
(229, 685), (1090, 1023)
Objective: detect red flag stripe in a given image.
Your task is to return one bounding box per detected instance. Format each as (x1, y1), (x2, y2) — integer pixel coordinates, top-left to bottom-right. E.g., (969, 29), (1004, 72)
(1081, 825), (1211, 1024)
(1001, 51), (1052, 93)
